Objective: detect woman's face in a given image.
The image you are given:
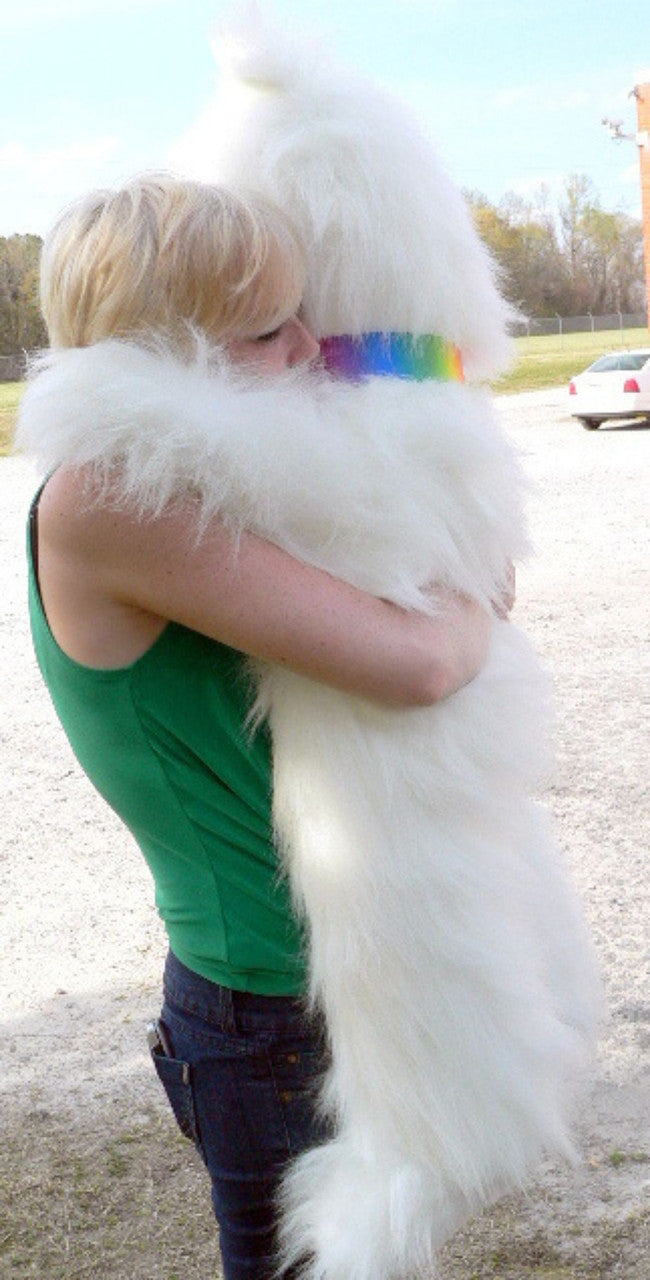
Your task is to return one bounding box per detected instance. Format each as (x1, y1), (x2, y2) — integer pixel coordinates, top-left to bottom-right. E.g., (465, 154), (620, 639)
(227, 313), (320, 373)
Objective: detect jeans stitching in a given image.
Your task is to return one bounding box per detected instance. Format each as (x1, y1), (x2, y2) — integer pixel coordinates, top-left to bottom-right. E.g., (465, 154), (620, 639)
(262, 1044), (295, 1160)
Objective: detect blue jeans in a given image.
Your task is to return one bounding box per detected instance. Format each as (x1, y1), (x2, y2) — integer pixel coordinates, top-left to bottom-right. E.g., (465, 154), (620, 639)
(150, 950), (332, 1280)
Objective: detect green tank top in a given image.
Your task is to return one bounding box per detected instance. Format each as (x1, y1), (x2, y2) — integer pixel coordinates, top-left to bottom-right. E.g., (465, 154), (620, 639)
(27, 489), (307, 995)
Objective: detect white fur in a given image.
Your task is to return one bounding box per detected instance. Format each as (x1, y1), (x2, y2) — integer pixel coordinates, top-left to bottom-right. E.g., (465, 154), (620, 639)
(181, 7), (517, 379)
(18, 334), (601, 1279)
(195, 16), (601, 1274)
(19, 12), (601, 1277)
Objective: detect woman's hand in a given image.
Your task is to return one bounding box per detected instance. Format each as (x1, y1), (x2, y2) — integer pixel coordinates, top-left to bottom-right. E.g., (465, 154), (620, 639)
(420, 586), (492, 701)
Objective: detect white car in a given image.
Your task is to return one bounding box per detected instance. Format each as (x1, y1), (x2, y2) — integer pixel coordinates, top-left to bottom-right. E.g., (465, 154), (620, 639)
(568, 348), (650, 429)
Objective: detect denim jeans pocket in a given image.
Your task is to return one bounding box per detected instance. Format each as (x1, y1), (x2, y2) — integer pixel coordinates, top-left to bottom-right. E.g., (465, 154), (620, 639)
(151, 1046), (204, 1156)
(268, 1044), (333, 1155)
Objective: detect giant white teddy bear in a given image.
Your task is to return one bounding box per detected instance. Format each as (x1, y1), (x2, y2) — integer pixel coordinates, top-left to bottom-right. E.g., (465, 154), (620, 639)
(203, 12), (602, 1278)
(19, 10), (602, 1279)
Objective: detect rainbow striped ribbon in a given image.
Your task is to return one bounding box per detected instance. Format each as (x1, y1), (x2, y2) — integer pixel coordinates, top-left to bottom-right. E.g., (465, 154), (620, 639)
(320, 332), (464, 383)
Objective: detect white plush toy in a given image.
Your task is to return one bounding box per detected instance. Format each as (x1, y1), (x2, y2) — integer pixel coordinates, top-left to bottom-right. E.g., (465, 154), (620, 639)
(18, 10), (602, 1279)
(203, 11), (602, 1277)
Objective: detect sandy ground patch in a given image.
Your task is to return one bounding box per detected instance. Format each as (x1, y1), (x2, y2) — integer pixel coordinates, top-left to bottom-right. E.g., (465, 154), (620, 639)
(1, 388), (648, 1277)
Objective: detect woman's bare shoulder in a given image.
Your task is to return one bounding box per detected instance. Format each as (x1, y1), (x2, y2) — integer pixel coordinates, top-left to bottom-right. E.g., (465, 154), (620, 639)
(39, 465), (137, 550)
(36, 466), (169, 668)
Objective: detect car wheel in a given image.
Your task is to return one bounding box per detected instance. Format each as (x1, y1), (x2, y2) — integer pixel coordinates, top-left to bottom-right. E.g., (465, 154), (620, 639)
(579, 418), (600, 430)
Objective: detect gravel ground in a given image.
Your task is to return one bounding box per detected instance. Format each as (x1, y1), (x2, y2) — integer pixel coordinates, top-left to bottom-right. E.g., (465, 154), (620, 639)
(1, 387), (648, 1278)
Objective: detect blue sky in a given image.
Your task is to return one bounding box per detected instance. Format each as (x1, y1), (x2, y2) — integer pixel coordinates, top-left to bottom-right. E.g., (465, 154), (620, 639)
(2, 0), (649, 237)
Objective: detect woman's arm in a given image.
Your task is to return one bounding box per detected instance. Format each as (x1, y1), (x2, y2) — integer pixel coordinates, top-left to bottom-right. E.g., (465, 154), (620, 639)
(37, 467), (491, 708)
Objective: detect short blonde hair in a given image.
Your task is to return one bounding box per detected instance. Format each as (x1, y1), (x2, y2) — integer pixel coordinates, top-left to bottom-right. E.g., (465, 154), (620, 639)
(40, 173), (306, 350)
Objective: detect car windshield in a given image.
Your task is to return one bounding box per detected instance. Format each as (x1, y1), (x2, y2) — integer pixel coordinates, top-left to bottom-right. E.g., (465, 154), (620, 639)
(588, 352), (650, 373)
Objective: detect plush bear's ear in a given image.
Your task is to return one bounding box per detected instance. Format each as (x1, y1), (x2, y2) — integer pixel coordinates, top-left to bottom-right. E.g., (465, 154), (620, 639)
(209, 1), (326, 94)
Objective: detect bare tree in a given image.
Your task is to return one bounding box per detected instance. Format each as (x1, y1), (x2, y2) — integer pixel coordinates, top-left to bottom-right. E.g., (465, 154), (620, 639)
(466, 177), (644, 318)
(0, 235), (47, 355)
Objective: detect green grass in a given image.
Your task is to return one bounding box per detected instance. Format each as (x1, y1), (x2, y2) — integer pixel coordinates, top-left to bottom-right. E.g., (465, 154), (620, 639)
(492, 327), (650, 394)
(608, 1150), (650, 1168)
(0, 382), (24, 456)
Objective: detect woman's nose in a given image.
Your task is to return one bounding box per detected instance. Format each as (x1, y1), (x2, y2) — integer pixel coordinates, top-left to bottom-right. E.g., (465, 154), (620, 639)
(288, 318), (320, 366)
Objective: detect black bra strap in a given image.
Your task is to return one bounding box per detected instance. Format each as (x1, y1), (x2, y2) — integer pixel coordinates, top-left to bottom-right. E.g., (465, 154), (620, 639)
(29, 483), (47, 583)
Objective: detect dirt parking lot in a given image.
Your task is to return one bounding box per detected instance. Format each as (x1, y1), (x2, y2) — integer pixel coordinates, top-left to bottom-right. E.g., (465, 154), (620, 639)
(1, 387), (648, 1278)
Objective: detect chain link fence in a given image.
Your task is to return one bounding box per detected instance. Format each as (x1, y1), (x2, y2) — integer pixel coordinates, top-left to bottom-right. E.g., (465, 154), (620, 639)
(511, 311), (648, 338)
(0, 353), (28, 382)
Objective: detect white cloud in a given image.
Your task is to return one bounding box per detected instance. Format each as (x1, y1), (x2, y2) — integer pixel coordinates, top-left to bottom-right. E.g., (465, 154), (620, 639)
(493, 86), (535, 110)
(552, 90), (590, 111)
(0, 137), (119, 176)
(0, 0), (168, 25)
(166, 104), (222, 181)
(599, 80), (643, 117)
(0, 136), (124, 232)
(0, 142), (27, 170)
(621, 161), (642, 186)
(493, 84), (591, 114)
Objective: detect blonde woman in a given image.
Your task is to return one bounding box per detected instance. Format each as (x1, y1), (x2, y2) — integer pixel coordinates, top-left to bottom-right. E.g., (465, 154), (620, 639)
(20, 174), (492, 1280)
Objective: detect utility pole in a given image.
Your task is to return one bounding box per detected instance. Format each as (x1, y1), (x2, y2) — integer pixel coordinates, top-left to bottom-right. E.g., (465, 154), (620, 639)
(632, 84), (650, 332)
(603, 86), (650, 333)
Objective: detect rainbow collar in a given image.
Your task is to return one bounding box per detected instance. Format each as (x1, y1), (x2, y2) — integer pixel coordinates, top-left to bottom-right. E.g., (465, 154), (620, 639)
(320, 332), (464, 383)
